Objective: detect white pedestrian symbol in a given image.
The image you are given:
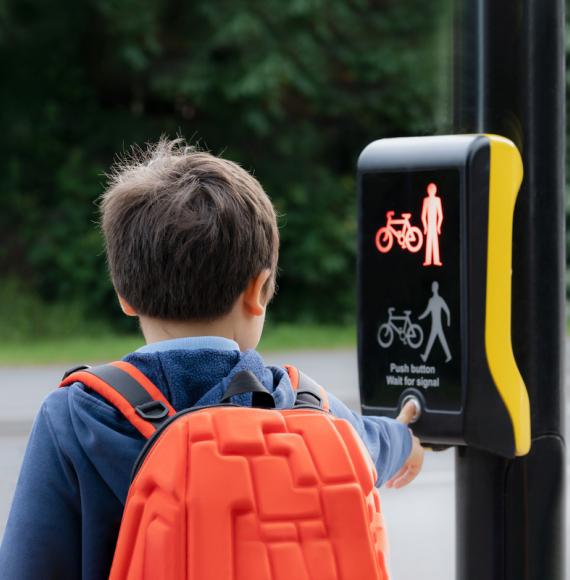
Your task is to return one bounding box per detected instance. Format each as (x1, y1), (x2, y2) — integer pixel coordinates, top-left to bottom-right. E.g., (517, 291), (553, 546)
(418, 281), (452, 363)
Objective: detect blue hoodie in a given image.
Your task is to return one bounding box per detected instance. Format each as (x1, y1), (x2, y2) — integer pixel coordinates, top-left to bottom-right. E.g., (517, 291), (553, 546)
(0, 337), (411, 580)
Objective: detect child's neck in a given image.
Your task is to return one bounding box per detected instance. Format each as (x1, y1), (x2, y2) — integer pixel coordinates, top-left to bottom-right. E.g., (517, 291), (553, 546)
(139, 315), (237, 345)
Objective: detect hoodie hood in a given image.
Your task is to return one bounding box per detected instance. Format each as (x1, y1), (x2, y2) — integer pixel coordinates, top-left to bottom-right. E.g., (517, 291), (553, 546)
(123, 348), (296, 411)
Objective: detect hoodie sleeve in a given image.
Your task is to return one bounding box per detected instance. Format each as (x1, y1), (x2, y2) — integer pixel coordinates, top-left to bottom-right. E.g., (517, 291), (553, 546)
(326, 392), (412, 487)
(0, 395), (81, 580)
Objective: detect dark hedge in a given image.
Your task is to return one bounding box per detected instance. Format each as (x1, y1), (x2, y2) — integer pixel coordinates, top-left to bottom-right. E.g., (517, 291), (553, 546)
(0, 0), (454, 329)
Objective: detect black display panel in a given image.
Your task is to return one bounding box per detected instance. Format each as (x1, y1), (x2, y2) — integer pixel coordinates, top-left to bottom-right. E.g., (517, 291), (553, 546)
(359, 170), (462, 412)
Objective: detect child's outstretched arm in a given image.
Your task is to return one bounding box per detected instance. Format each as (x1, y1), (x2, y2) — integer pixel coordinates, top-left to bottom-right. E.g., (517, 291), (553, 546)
(327, 392), (424, 487)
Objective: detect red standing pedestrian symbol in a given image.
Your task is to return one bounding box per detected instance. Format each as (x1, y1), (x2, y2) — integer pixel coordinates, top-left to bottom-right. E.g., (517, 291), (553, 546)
(421, 183), (443, 267)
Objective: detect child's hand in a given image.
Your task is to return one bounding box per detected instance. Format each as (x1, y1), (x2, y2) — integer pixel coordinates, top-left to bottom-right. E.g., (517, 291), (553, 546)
(385, 401), (425, 489)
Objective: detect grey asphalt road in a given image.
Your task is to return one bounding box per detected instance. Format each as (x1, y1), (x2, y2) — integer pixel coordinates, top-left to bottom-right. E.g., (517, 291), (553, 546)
(0, 348), (567, 579)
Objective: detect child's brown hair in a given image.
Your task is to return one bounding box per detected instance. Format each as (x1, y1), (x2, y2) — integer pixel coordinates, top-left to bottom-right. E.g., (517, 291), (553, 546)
(100, 139), (279, 321)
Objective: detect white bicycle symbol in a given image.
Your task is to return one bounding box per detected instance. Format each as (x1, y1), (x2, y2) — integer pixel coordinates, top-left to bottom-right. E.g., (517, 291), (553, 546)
(377, 308), (424, 349)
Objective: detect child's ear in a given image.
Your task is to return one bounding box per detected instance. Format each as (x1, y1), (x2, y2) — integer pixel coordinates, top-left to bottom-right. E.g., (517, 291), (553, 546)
(243, 269), (272, 316)
(117, 294), (138, 317)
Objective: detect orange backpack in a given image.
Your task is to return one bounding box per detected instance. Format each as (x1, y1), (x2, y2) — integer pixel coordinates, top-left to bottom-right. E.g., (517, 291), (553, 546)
(60, 361), (390, 580)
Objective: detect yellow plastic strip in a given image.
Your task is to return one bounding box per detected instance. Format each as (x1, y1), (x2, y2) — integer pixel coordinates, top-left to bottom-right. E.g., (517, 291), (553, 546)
(484, 134), (531, 456)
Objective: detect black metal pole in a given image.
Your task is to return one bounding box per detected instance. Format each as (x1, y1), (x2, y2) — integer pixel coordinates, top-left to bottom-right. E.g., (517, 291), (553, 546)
(454, 1), (566, 579)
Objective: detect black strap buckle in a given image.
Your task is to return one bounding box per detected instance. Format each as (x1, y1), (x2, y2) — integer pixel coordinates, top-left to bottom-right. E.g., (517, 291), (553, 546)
(135, 400), (170, 421)
(293, 371), (327, 410)
(294, 390), (322, 408)
(61, 364), (91, 381)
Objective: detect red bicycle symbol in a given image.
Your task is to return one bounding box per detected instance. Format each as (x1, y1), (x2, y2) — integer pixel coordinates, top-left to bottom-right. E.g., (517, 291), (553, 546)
(375, 211), (424, 254)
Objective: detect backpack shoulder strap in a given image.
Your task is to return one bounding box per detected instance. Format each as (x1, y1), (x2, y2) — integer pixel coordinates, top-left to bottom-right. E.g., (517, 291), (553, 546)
(59, 361), (176, 438)
(283, 364), (330, 412)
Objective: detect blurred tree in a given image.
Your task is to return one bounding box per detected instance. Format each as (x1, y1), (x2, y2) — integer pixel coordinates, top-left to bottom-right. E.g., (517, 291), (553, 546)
(0, 0), (452, 331)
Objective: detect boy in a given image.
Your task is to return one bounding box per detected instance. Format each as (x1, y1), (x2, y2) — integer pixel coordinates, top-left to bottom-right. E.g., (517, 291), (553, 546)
(0, 139), (424, 579)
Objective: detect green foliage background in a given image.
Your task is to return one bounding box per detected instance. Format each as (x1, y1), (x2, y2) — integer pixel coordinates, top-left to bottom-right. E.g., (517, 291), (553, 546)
(0, 0), (455, 338)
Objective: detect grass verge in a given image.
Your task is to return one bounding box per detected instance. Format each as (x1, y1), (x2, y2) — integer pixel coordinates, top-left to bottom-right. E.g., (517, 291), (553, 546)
(0, 324), (356, 366)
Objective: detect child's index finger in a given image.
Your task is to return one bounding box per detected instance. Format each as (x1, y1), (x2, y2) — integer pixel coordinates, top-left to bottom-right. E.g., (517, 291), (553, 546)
(395, 399), (420, 425)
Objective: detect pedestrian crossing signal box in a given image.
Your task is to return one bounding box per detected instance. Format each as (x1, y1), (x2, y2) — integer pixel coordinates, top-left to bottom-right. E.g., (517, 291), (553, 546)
(357, 135), (530, 458)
